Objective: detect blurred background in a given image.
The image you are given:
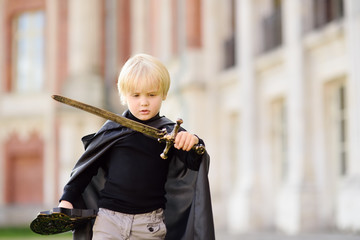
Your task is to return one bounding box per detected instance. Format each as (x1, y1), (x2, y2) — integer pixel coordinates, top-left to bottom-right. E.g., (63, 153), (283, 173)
(0, 0), (360, 239)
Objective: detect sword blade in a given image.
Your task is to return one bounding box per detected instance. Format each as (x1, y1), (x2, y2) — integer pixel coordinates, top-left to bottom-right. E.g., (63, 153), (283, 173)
(52, 95), (166, 139)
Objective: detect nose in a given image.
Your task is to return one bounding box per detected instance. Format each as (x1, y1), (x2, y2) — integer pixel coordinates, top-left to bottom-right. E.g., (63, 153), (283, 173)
(140, 97), (149, 106)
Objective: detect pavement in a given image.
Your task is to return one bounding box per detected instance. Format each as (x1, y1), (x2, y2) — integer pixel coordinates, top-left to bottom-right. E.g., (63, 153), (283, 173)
(216, 231), (360, 240)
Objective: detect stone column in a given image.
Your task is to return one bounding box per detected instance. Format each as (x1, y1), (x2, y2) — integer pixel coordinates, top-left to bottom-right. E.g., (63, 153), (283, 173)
(63, 0), (104, 105)
(43, 0), (59, 207)
(159, 0), (172, 60)
(131, 0), (148, 53)
(337, 0), (360, 231)
(104, 0), (119, 111)
(58, 0), (105, 192)
(229, 0), (258, 233)
(276, 0), (317, 233)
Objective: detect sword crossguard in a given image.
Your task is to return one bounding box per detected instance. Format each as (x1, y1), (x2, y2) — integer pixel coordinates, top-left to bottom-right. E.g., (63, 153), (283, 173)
(159, 118), (206, 159)
(160, 119), (182, 159)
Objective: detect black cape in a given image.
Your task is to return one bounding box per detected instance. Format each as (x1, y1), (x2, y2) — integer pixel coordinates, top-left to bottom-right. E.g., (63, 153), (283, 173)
(64, 112), (215, 240)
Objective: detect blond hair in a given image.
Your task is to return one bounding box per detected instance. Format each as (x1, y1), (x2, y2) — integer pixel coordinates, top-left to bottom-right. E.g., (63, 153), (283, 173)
(117, 53), (170, 105)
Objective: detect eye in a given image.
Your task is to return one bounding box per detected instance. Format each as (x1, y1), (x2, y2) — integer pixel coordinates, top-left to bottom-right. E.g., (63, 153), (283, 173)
(132, 93), (139, 97)
(148, 92), (158, 97)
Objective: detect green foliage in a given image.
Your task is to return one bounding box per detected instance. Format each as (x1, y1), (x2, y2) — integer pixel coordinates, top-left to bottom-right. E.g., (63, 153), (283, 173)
(0, 227), (71, 239)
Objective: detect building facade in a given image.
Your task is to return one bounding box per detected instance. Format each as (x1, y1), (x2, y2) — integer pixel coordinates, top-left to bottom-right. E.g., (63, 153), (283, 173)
(0, 0), (359, 236)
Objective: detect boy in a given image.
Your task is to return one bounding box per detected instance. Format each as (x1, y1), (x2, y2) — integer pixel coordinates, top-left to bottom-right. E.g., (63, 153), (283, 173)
(58, 54), (214, 239)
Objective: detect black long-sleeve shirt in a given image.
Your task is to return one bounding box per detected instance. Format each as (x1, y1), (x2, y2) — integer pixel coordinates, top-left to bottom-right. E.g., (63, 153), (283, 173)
(60, 111), (203, 214)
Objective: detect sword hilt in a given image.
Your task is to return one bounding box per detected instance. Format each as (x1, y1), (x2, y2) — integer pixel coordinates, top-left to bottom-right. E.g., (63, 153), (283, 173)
(159, 118), (205, 159)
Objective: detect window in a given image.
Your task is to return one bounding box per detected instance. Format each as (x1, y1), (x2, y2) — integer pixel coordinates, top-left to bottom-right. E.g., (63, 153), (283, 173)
(224, 0), (236, 69)
(261, 0), (283, 53)
(229, 112), (239, 184)
(338, 85), (347, 175)
(313, 0), (344, 29)
(326, 80), (348, 177)
(271, 99), (288, 183)
(12, 11), (45, 93)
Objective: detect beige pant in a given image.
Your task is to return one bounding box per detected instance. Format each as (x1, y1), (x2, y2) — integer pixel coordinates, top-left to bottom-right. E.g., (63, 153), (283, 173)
(92, 208), (167, 240)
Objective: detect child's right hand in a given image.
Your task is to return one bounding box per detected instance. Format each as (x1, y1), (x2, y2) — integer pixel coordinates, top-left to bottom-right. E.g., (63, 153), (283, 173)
(174, 131), (199, 151)
(58, 200), (74, 209)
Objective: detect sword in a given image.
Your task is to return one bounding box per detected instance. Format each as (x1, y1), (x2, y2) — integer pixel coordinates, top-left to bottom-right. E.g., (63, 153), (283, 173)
(52, 95), (205, 159)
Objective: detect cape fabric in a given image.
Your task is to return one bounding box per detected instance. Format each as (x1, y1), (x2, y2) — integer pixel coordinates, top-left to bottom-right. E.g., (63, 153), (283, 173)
(64, 112), (215, 240)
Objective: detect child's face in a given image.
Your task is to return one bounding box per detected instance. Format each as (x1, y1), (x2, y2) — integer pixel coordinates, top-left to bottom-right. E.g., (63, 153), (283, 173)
(125, 86), (164, 121)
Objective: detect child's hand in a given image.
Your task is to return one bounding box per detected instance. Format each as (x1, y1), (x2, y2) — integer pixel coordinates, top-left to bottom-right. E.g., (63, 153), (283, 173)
(58, 200), (74, 209)
(174, 131), (199, 151)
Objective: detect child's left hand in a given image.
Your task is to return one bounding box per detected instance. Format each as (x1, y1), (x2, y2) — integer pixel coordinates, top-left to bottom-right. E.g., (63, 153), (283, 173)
(174, 131), (199, 151)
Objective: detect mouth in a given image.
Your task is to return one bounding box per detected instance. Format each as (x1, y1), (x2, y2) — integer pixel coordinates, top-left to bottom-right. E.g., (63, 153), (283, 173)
(140, 110), (150, 115)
